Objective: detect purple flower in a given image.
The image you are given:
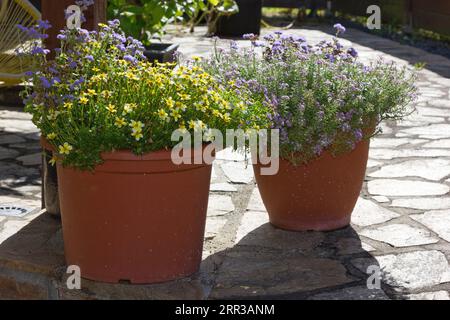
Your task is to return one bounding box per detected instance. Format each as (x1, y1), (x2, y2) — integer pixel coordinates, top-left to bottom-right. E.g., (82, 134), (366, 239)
(31, 46), (50, 55)
(252, 41), (265, 47)
(108, 19), (121, 28)
(124, 55), (137, 64)
(71, 77), (85, 90)
(325, 53), (335, 63)
(16, 24), (27, 32)
(347, 47), (358, 58)
(230, 41), (239, 50)
(333, 23), (346, 34)
(243, 33), (256, 40)
(17, 25), (48, 39)
(112, 32), (126, 43)
(85, 55), (94, 62)
(37, 20), (52, 30)
(281, 34), (293, 41)
(295, 35), (306, 43)
(341, 123), (351, 132)
(40, 77), (52, 89)
(75, 0), (94, 9)
(314, 144), (323, 155)
(49, 67), (59, 74)
(354, 129), (363, 141)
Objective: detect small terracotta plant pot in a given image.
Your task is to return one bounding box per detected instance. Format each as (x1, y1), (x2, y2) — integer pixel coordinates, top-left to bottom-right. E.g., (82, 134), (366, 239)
(253, 139), (370, 232)
(56, 148), (212, 284)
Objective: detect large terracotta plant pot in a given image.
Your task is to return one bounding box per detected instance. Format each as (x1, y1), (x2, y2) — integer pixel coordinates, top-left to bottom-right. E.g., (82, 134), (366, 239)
(253, 139), (370, 231)
(56, 149), (212, 284)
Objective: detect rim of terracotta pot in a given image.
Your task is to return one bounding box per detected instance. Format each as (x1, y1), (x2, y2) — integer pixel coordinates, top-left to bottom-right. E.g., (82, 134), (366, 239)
(41, 136), (215, 161)
(252, 124), (376, 164)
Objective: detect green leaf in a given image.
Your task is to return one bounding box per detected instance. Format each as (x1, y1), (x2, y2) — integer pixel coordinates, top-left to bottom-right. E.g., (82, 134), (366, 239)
(208, 0), (220, 6)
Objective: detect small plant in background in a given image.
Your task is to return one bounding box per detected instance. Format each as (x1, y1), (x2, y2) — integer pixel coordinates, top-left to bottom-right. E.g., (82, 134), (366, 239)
(107, 0), (199, 45)
(202, 25), (418, 164)
(188, 0), (239, 35)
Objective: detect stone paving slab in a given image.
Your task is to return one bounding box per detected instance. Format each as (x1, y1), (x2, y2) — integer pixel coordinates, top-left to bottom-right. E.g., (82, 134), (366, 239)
(1, 25), (450, 299)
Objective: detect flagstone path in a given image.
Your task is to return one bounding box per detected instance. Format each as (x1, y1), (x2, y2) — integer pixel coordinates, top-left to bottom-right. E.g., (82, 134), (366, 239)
(1, 25), (450, 300)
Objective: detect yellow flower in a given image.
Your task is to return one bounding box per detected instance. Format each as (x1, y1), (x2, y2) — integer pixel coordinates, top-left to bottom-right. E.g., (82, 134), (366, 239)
(123, 103), (136, 114)
(198, 120), (206, 129)
(178, 93), (191, 101)
(170, 109), (181, 121)
(114, 117), (126, 128)
(47, 133), (57, 140)
(157, 109), (169, 121)
(106, 104), (117, 114)
(92, 67), (101, 73)
(49, 155), (58, 166)
(222, 100), (231, 110)
(179, 122), (187, 133)
(87, 89), (97, 96)
(223, 113), (231, 123)
(165, 97), (175, 109)
(130, 120), (144, 132)
(188, 120), (196, 130)
(175, 102), (187, 112)
(79, 96), (89, 105)
(101, 90), (112, 98)
(131, 131), (143, 141)
(196, 99), (209, 112)
(125, 72), (139, 81)
(63, 102), (73, 109)
(188, 120), (204, 131)
(192, 56), (202, 62)
(59, 143), (73, 155)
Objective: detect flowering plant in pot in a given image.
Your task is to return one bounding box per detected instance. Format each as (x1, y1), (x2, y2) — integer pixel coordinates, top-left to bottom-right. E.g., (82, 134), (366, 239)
(202, 25), (417, 231)
(21, 20), (258, 283)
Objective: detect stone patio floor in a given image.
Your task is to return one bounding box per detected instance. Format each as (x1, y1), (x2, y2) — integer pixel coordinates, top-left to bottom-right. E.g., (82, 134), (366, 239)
(1, 25), (450, 300)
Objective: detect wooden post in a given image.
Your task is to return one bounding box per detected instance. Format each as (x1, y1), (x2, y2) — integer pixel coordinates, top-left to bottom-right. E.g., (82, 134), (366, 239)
(40, 0), (107, 216)
(42, 0), (107, 55)
(402, 0), (413, 34)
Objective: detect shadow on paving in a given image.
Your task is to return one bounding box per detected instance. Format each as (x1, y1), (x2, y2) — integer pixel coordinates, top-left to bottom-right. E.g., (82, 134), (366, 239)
(0, 122), (42, 201)
(208, 223), (393, 300)
(0, 212), (413, 300)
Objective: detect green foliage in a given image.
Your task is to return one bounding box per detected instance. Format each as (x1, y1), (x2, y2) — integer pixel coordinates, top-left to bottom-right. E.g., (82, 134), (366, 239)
(22, 23), (257, 170)
(188, 0), (239, 34)
(201, 31), (418, 164)
(107, 0), (199, 45)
